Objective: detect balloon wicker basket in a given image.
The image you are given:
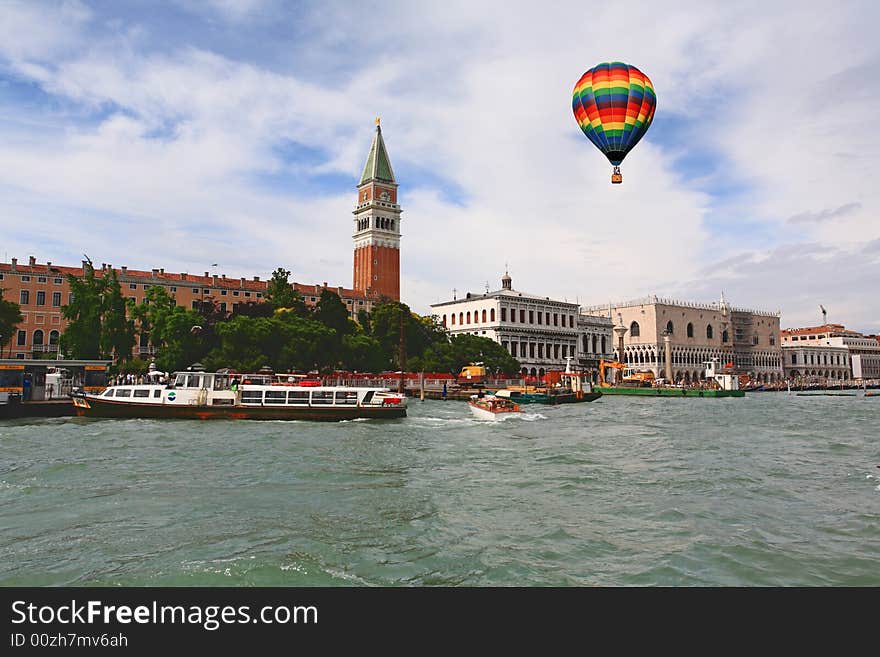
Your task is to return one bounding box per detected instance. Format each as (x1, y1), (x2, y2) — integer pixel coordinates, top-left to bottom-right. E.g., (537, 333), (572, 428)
(611, 172), (622, 184)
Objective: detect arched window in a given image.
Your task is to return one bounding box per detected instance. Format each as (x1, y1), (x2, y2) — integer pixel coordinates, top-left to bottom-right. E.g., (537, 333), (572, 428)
(722, 330), (729, 343)
(442, 315), (447, 327)
(630, 321), (640, 337)
(490, 308), (495, 322)
(466, 311), (471, 324)
(687, 322), (694, 338)
(33, 329), (44, 346)
(49, 330), (60, 345)
(592, 335), (598, 353)
(706, 324), (714, 339)
(482, 309), (487, 323)
(666, 320), (674, 334)
(601, 336), (607, 353)
(459, 312), (463, 325)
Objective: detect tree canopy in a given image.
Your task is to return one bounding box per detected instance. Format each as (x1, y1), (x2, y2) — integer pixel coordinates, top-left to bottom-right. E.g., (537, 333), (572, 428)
(0, 287), (24, 355)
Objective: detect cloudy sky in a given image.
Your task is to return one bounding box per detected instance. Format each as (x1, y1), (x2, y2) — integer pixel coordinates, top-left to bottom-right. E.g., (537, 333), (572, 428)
(1, 0), (878, 331)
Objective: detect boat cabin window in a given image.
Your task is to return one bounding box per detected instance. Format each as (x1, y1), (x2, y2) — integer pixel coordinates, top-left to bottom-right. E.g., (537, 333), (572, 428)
(288, 391), (310, 405)
(115, 388), (132, 397)
(185, 374), (202, 388)
(264, 390), (287, 405)
(102, 388), (114, 397)
(153, 389), (162, 398)
(174, 374), (187, 386)
(241, 390), (263, 404)
(311, 391), (334, 405)
(133, 389), (150, 398)
(335, 391), (358, 405)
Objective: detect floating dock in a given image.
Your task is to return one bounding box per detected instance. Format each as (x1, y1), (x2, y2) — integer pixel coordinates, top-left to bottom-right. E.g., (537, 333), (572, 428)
(0, 400), (76, 419)
(598, 386), (745, 398)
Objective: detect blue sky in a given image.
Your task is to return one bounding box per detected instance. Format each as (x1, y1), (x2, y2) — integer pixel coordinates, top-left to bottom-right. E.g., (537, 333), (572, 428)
(1, 0), (878, 332)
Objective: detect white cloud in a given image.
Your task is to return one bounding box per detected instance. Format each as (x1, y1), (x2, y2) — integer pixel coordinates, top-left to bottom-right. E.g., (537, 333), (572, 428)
(0, 0), (878, 332)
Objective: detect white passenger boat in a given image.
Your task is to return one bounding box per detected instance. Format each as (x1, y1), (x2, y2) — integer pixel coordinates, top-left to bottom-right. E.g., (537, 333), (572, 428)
(72, 370), (406, 421)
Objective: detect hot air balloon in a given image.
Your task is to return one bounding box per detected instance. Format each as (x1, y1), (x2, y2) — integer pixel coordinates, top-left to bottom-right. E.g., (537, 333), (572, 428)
(572, 61), (656, 184)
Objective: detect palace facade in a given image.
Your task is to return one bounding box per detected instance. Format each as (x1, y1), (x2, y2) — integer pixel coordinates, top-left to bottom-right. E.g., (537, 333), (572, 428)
(582, 295), (784, 384)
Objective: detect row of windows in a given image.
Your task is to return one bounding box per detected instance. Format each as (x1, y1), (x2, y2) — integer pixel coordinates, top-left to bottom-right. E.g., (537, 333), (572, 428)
(628, 320), (776, 346)
(16, 329), (60, 346)
(442, 308), (575, 328)
(3, 274), (64, 284)
(790, 352), (847, 366)
(446, 309), (496, 326)
(356, 217), (396, 231)
(240, 390), (359, 406)
(127, 283), (262, 299)
(18, 291), (64, 306)
(502, 341), (576, 360)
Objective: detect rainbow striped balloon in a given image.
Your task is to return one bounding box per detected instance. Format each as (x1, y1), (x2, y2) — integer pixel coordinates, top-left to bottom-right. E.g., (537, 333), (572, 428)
(572, 61), (656, 167)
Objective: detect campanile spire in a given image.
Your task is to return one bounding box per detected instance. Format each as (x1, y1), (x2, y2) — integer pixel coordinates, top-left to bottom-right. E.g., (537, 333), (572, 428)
(353, 121), (402, 300)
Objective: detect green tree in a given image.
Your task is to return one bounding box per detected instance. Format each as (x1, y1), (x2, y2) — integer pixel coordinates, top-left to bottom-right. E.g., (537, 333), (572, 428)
(130, 286), (207, 372)
(356, 308), (371, 335)
(100, 268), (135, 363)
(447, 333), (520, 376)
(0, 287), (24, 356)
(205, 313), (335, 373)
(60, 260), (107, 359)
(265, 267), (306, 314)
(341, 333), (387, 372)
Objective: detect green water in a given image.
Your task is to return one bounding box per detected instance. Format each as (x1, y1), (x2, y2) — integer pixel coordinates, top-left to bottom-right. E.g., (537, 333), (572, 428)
(1, 394), (877, 586)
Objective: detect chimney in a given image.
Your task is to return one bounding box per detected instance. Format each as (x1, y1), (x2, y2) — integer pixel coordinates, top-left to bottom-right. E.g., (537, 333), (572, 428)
(204, 271), (209, 278)
(160, 268), (164, 274)
(81, 260), (88, 270)
(101, 263), (106, 270)
(121, 266), (127, 274)
(29, 256), (36, 266)
(212, 275), (218, 286)
(151, 268), (159, 278)
(221, 274), (226, 280)
(10, 257), (17, 272)
(253, 276), (260, 282)
(180, 272), (186, 281)
(323, 281), (328, 288)
(240, 277), (245, 288)
(46, 261), (52, 269)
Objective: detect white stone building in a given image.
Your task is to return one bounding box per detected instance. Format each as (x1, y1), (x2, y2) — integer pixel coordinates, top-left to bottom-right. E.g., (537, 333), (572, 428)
(430, 272), (611, 376)
(781, 324), (880, 381)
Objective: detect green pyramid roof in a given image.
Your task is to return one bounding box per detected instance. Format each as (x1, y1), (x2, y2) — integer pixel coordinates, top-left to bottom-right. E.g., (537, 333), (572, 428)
(360, 125), (396, 185)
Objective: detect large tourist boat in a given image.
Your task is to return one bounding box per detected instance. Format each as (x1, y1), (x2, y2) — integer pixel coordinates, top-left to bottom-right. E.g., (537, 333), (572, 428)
(71, 369), (407, 421)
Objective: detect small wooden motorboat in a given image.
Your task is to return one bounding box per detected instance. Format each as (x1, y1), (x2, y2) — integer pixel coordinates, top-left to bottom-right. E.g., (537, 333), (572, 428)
(468, 394), (521, 420)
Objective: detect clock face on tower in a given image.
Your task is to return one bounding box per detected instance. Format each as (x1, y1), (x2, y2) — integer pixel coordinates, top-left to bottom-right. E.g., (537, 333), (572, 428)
(379, 190), (390, 201)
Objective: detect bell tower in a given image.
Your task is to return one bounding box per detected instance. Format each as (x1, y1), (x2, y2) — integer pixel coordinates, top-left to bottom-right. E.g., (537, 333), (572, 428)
(353, 118), (401, 301)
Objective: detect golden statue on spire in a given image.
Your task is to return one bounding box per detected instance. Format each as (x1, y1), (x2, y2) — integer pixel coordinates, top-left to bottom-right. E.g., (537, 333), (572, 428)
(375, 116), (380, 126)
